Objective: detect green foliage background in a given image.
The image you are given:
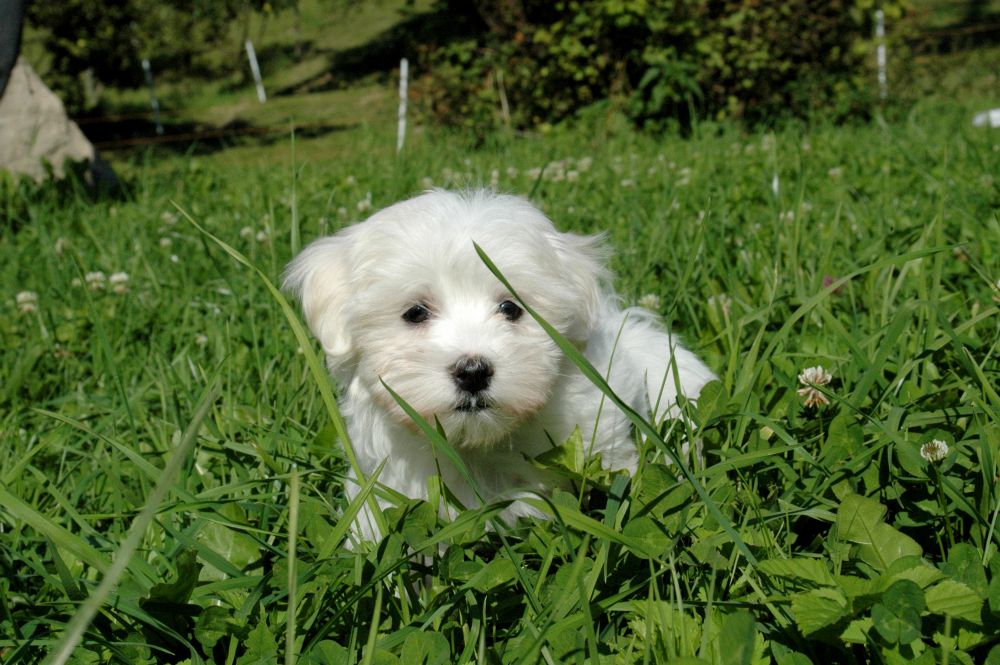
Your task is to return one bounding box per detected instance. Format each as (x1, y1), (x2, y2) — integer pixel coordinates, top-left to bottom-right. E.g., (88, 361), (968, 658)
(417, 0), (909, 134)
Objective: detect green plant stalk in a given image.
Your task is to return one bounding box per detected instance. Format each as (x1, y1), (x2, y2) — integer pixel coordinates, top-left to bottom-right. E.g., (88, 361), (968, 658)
(932, 464), (955, 550)
(285, 464), (299, 665)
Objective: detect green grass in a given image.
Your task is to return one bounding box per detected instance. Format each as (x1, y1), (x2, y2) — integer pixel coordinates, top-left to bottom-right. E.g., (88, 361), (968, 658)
(2, 98), (999, 664)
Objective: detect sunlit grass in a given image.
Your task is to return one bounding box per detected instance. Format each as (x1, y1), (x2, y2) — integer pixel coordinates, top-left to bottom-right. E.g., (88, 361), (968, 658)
(1, 105), (998, 663)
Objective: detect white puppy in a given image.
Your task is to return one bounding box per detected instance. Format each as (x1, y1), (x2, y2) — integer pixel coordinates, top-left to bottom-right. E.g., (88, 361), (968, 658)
(284, 189), (715, 540)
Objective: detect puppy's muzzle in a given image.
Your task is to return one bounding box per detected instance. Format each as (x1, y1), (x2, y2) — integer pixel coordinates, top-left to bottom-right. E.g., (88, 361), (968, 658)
(451, 356), (494, 395)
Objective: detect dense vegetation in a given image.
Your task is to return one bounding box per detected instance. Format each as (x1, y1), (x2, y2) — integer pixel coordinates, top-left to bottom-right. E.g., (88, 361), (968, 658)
(2, 94), (999, 662)
(419, 0), (909, 133)
(5, 0), (1000, 663)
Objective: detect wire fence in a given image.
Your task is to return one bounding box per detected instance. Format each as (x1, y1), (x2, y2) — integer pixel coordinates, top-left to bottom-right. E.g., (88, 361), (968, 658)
(61, 16), (1000, 153)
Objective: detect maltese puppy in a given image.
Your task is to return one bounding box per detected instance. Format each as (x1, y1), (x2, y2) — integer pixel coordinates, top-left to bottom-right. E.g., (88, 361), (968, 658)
(285, 189), (715, 540)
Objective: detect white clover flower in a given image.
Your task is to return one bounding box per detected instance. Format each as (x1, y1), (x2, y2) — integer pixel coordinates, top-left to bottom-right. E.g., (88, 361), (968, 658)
(345, 175), (357, 186)
(920, 439), (949, 463)
(489, 169), (500, 188)
(109, 272), (129, 294)
(239, 226), (254, 239)
(16, 291), (38, 313)
(828, 166), (844, 180)
(797, 365), (833, 408)
(85, 271), (107, 290)
(255, 230), (270, 244)
(801, 141), (812, 153)
(993, 278), (1000, 303)
(577, 156), (593, 172)
(195, 334), (209, 347)
(525, 167), (542, 180)
(637, 293), (661, 310)
(566, 170), (579, 182)
(780, 210), (795, 223)
(159, 236), (173, 248)
(55, 237), (69, 256)
(161, 211), (178, 225)
(71, 277), (82, 288)
(620, 178), (636, 188)
(337, 207), (348, 218)
(506, 166), (519, 178)
(420, 176), (434, 189)
(357, 192), (372, 213)
(170, 254), (180, 264)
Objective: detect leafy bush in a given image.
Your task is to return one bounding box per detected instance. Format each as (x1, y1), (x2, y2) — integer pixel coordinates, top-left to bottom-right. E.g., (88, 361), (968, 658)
(25, 0), (297, 113)
(417, 0), (908, 134)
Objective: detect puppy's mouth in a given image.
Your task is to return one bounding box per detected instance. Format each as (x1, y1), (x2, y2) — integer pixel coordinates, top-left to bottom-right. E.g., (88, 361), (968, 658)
(455, 394), (491, 413)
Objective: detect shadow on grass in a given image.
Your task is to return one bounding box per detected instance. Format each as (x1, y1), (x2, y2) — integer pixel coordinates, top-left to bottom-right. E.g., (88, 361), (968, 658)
(913, 7), (1000, 52)
(275, 6), (484, 96)
(77, 113), (354, 157)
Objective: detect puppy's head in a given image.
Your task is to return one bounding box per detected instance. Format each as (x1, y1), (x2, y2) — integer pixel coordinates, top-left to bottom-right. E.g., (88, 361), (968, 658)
(284, 189), (608, 446)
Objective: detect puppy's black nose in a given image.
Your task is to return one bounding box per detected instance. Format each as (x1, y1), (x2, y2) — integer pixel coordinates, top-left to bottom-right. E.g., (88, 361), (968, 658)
(452, 356), (493, 394)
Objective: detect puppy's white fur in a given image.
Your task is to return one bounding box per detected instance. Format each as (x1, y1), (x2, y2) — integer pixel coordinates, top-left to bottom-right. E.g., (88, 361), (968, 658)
(285, 189), (715, 540)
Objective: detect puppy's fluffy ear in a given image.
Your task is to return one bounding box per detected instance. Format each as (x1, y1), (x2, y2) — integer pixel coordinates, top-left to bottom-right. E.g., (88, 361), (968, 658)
(283, 235), (354, 368)
(547, 230), (611, 340)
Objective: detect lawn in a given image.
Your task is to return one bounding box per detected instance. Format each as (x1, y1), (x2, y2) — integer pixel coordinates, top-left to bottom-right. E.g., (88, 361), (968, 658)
(2, 89), (999, 664)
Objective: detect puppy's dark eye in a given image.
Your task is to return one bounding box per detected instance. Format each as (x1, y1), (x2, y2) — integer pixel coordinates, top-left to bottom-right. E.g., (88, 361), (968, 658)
(402, 304), (430, 325)
(498, 300), (523, 322)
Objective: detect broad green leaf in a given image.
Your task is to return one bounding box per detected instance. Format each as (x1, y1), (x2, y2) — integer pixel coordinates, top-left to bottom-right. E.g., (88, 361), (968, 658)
(622, 516), (672, 560)
(695, 379), (727, 426)
(835, 494), (887, 544)
(197, 503), (261, 580)
(147, 550), (200, 605)
(400, 631), (450, 665)
(989, 576), (1000, 615)
(894, 440), (928, 478)
(300, 641), (350, 665)
(882, 579), (926, 614)
(882, 556), (944, 590)
(718, 610), (755, 665)
(925, 580), (983, 623)
(942, 543), (988, 597)
(871, 602), (921, 645)
(840, 616), (873, 644)
(758, 558), (836, 587)
(466, 558), (517, 593)
(789, 587), (850, 636)
(235, 620), (279, 665)
(769, 642), (813, 665)
(856, 523), (922, 572)
(194, 605), (237, 650)
(822, 413), (863, 465)
(533, 426), (587, 474)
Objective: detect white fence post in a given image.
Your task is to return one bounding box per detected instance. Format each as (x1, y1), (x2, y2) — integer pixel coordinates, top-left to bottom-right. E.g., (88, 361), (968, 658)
(397, 57), (409, 154)
(141, 58), (164, 135)
(875, 9), (887, 101)
(245, 39), (267, 103)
